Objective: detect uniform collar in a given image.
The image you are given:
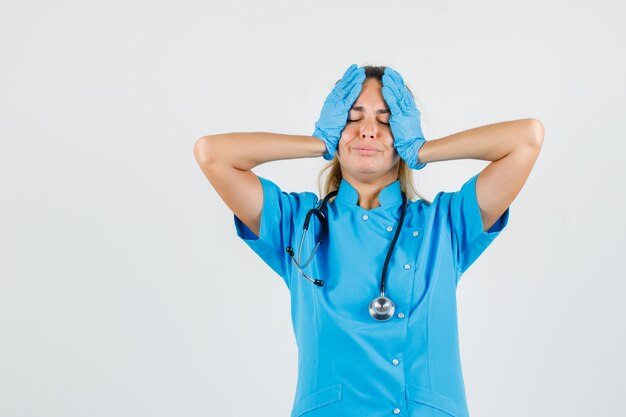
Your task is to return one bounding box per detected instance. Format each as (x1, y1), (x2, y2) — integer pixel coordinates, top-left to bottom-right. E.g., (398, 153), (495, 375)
(335, 177), (403, 208)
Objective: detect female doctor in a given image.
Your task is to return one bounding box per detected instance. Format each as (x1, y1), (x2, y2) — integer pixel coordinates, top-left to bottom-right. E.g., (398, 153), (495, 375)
(193, 64), (544, 417)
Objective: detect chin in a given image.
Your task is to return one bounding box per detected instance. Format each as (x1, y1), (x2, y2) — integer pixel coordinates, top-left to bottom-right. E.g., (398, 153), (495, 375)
(342, 161), (389, 177)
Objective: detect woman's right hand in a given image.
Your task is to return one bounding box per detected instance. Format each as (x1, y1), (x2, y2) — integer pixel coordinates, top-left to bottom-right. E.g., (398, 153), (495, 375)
(312, 64), (366, 160)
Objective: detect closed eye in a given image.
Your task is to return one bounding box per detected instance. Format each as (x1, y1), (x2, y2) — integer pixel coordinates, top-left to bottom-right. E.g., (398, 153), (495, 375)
(347, 119), (390, 125)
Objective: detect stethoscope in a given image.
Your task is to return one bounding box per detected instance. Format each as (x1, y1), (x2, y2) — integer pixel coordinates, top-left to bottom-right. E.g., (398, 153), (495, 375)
(286, 189), (408, 321)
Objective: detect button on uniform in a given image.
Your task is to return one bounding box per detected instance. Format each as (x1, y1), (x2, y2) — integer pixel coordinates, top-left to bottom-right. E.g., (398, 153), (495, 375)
(403, 264), (411, 270)
(393, 408), (401, 414)
(392, 359), (399, 365)
(361, 214), (369, 221)
(397, 312), (405, 319)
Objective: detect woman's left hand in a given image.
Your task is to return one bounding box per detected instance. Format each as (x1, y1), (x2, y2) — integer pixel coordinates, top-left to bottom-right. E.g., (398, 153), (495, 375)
(381, 67), (427, 170)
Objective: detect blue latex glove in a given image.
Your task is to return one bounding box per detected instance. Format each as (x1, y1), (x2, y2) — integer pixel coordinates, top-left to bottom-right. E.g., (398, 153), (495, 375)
(381, 67), (427, 170)
(313, 64), (366, 160)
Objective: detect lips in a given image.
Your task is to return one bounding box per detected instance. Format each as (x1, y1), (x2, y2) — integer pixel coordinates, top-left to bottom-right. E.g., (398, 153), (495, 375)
(354, 147), (382, 154)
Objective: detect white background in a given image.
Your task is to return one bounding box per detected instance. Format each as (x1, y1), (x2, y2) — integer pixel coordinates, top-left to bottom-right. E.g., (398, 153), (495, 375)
(1, 0), (624, 416)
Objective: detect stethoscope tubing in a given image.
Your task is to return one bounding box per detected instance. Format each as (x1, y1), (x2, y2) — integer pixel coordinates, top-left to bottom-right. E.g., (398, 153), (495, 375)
(286, 188), (408, 321)
(378, 191), (407, 296)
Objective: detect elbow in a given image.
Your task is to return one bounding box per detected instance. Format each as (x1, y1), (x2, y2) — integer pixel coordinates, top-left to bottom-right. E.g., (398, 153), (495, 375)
(193, 136), (218, 166)
(527, 118), (545, 147)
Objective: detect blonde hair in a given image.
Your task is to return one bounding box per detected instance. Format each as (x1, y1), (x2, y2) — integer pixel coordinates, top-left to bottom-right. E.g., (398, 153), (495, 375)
(316, 65), (430, 204)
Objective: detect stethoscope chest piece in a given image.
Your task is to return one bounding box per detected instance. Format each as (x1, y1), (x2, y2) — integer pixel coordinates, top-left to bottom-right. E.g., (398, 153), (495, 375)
(369, 295), (395, 321)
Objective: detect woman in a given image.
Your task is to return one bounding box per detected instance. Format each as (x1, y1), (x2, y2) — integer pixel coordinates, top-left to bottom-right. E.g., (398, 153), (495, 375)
(194, 64), (543, 417)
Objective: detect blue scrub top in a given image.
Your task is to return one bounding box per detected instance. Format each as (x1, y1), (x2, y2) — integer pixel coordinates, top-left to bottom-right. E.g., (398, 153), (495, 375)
(233, 173), (510, 417)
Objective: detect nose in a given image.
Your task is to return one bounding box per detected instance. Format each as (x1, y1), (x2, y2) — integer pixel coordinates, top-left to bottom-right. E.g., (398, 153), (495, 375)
(360, 120), (377, 140)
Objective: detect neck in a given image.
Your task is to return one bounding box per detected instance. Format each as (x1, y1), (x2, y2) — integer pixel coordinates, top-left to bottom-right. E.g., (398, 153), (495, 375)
(342, 172), (398, 210)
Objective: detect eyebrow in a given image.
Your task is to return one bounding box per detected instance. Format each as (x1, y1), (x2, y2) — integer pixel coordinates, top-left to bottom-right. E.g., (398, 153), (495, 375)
(350, 105), (390, 114)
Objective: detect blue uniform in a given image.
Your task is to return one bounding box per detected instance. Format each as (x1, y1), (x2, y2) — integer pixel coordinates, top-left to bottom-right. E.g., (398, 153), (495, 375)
(233, 173), (510, 417)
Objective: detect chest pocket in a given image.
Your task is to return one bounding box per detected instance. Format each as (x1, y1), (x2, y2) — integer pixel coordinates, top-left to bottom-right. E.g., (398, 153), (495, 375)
(291, 383), (343, 417)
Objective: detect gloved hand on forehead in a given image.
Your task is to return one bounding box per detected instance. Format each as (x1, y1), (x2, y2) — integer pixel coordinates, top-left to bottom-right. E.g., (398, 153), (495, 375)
(381, 67), (427, 170)
(313, 63), (366, 160)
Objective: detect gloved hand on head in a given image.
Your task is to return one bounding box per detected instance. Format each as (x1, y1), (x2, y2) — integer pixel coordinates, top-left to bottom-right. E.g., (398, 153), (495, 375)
(381, 67), (427, 170)
(312, 63), (366, 160)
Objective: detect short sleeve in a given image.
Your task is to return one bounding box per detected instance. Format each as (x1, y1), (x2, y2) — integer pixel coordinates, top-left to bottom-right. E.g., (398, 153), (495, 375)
(233, 176), (314, 289)
(448, 173), (510, 275)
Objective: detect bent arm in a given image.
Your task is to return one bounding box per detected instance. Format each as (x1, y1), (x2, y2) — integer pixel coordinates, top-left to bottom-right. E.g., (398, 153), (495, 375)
(193, 132), (326, 237)
(417, 118), (540, 163)
(418, 118), (544, 231)
(195, 132), (326, 170)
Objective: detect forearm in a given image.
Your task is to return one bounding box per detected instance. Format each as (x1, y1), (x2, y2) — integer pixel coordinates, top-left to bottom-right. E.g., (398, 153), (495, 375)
(195, 132), (327, 170)
(418, 118), (543, 164)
